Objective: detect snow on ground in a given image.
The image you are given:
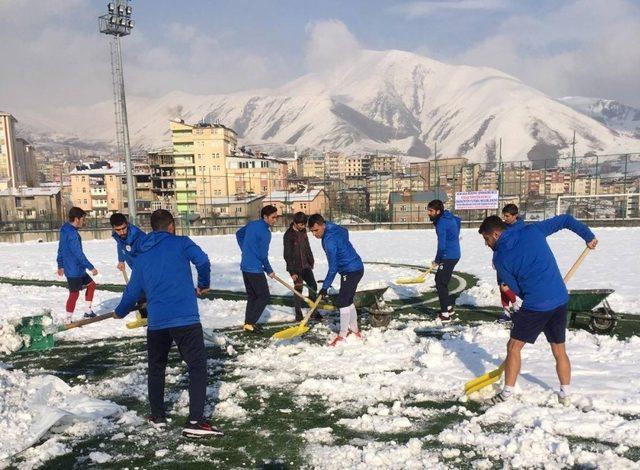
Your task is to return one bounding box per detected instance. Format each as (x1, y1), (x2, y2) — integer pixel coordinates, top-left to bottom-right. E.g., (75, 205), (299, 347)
(0, 365), (122, 465)
(0, 226), (639, 468)
(235, 318), (640, 468)
(0, 226), (637, 312)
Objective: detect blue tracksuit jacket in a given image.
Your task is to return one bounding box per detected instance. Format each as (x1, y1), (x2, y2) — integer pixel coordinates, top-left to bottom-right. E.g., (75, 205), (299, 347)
(434, 210), (461, 262)
(321, 222), (364, 291)
(56, 222), (94, 278)
(236, 219), (273, 274)
(112, 223), (145, 269)
(114, 231), (211, 330)
(493, 215), (595, 312)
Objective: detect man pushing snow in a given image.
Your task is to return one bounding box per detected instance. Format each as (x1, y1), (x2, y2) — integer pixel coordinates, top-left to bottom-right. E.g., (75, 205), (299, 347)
(308, 213), (364, 347)
(478, 214), (597, 405)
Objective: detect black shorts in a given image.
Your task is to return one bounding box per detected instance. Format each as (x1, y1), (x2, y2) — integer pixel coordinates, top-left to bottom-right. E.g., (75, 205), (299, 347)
(511, 304), (568, 344)
(337, 269), (364, 308)
(66, 274), (93, 292)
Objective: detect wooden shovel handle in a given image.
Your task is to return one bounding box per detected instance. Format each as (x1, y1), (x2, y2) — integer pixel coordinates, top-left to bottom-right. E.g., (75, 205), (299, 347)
(64, 312), (115, 330)
(299, 296), (324, 328)
(272, 274), (313, 305)
(563, 247), (591, 284)
(122, 269), (129, 284)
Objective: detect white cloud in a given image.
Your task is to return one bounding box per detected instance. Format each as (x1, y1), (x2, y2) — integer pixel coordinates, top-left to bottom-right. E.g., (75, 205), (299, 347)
(391, 0), (509, 17)
(0, 1), (289, 119)
(304, 19), (362, 73)
(453, 0), (640, 106)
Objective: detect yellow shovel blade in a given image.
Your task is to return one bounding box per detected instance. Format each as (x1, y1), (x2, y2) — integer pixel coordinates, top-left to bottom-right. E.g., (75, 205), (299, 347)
(464, 362), (505, 395)
(395, 273), (427, 285)
(271, 324), (310, 340)
(126, 312), (147, 329)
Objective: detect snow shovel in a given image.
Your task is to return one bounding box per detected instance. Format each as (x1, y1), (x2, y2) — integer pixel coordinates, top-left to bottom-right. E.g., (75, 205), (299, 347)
(271, 296), (324, 340)
(395, 264), (435, 285)
(271, 274), (335, 311)
(14, 311), (116, 353)
(463, 246), (592, 395)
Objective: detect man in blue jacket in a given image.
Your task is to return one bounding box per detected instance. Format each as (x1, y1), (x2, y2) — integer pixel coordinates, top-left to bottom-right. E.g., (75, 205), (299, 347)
(109, 212), (145, 273)
(427, 200), (461, 321)
(479, 214), (598, 405)
(308, 213), (364, 347)
(56, 207), (98, 323)
(497, 204), (525, 322)
(114, 209), (222, 438)
(236, 205), (278, 334)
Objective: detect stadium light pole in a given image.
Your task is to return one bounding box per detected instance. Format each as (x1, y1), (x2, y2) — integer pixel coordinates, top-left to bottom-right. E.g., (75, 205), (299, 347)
(98, 1), (137, 223)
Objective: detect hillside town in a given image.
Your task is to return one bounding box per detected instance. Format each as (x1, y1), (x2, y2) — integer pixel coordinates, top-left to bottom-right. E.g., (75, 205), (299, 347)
(2, 111), (639, 233)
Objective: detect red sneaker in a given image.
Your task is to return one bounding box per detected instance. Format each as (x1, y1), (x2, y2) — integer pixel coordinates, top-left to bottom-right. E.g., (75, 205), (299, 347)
(347, 330), (362, 339)
(328, 336), (345, 347)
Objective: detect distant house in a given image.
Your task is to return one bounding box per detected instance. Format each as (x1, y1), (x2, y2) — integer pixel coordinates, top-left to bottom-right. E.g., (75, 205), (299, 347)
(263, 188), (329, 216)
(0, 187), (63, 222)
(389, 190), (447, 223)
(198, 194), (265, 225)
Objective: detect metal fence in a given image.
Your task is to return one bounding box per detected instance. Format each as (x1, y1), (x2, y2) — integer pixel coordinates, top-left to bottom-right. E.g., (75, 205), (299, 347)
(2, 152), (639, 239)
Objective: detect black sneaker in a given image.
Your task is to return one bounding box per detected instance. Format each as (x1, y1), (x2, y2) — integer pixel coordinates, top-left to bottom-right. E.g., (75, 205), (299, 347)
(182, 420), (224, 438)
(83, 310), (97, 319)
(148, 415), (167, 428)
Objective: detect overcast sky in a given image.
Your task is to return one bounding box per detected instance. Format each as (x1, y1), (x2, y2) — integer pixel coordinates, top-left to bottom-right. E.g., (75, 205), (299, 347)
(1, 0), (639, 116)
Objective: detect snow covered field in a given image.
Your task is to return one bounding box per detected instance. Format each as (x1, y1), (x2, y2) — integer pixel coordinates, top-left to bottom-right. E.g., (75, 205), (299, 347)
(1, 226), (639, 468)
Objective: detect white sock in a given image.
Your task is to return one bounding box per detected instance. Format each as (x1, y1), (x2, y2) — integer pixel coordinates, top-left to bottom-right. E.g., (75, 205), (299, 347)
(502, 385), (515, 397)
(559, 384), (571, 398)
(339, 307), (350, 337)
(348, 304), (359, 333)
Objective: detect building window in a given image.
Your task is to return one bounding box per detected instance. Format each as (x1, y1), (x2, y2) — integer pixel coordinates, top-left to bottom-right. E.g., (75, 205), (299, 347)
(82, 187), (86, 193)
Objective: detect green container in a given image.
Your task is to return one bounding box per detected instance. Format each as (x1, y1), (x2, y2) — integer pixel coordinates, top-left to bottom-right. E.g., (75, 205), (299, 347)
(15, 315), (56, 352)
(567, 289), (614, 312)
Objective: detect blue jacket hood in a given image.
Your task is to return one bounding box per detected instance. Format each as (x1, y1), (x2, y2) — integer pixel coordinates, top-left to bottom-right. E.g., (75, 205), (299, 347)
(114, 232), (211, 330)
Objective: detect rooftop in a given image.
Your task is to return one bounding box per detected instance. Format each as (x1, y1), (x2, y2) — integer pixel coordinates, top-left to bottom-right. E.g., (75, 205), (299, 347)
(70, 161), (125, 175)
(0, 187), (60, 197)
(205, 194), (265, 205)
(264, 189), (325, 202)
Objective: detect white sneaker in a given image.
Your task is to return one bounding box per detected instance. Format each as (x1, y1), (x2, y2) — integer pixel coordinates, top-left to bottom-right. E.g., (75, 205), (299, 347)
(557, 392), (571, 406)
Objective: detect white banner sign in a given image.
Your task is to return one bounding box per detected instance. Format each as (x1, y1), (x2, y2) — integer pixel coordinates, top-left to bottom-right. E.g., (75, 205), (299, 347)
(455, 190), (499, 210)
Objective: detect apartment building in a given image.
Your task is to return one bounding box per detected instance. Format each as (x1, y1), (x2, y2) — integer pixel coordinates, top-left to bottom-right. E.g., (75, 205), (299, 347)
(0, 112), (38, 189)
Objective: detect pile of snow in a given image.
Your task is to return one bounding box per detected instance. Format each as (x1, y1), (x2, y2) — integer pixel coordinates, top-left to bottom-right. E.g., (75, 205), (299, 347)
(0, 321), (27, 355)
(232, 319), (640, 467)
(0, 367), (122, 464)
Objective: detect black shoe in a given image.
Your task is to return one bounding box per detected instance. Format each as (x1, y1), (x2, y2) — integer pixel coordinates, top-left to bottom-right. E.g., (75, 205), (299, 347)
(310, 311), (323, 321)
(148, 415), (167, 428)
(83, 310), (97, 319)
(295, 312), (304, 322)
(182, 420), (224, 438)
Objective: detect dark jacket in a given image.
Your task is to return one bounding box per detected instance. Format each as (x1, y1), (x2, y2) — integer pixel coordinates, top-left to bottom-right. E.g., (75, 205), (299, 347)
(321, 222), (364, 291)
(283, 223), (314, 275)
(56, 222), (94, 278)
(236, 219), (273, 274)
(112, 223), (145, 269)
(494, 215), (595, 312)
(434, 210), (461, 262)
(114, 231), (211, 330)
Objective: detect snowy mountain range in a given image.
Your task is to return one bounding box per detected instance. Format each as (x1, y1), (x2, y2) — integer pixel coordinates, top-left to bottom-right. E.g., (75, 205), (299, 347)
(14, 49), (640, 164)
(558, 97), (640, 139)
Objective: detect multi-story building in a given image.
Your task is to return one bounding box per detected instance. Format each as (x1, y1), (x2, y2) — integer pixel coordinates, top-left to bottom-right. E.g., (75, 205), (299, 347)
(477, 170), (499, 191)
(369, 154), (396, 175)
(0, 112), (38, 189)
(410, 157), (469, 191)
(0, 187), (63, 222)
(389, 190), (443, 223)
(298, 155), (325, 179)
(545, 169), (571, 195)
(200, 194), (265, 225)
(151, 120), (287, 216)
(263, 188), (329, 217)
(70, 161), (153, 221)
(367, 174), (425, 210)
(337, 187), (369, 216)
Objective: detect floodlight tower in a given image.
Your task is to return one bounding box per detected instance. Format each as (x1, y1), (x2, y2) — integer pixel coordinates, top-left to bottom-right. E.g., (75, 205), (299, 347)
(99, 1), (137, 223)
